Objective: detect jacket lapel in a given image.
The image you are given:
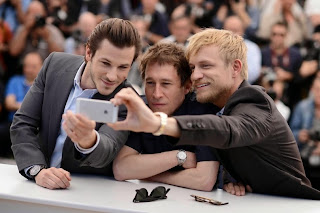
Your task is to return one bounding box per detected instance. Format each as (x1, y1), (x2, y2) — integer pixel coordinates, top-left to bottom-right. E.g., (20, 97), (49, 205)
(47, 58), (84, 160)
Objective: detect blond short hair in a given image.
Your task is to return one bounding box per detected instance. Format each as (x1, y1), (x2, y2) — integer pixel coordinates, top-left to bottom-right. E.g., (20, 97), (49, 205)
(186, 28), (248, 80)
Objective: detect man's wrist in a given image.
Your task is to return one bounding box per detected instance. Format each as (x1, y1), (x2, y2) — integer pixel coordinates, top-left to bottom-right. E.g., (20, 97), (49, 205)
(27, 165), (46, 179)
(152, 112), (168, 136)
(75, 130), (100, 154)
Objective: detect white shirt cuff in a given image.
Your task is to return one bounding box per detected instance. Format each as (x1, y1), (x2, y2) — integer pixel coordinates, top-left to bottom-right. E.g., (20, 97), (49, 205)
(74, 130), (100, 154)
(24, 166), (33, 178)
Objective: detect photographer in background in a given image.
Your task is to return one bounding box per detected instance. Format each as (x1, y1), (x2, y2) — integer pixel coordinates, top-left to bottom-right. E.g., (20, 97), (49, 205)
(45, 0), (81, 37)
(0, 0), (31, 33)
(261, 71), (291, 121)
(9, 1), (64, 62)
(299, 25), (320, 99)
(290, 75), (320, 164)
(261, 21), (302, 109)
(290, 74), (320, 189)
(65, 12), (97, 56)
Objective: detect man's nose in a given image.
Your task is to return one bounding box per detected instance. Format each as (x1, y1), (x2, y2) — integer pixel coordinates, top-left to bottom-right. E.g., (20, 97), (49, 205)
(106, 67), (117, 81)
(153, 84), (163, 99)
(191, 67), (203, 81)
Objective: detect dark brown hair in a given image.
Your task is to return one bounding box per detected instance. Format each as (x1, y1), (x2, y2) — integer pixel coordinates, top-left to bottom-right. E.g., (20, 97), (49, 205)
(140, 42), (191, 86)
(86, 18), (141, 62)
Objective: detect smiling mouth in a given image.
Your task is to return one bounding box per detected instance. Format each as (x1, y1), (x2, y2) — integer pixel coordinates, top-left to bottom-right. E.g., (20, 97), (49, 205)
(101, 79), (116, 86)
(196, 83), (209, 89)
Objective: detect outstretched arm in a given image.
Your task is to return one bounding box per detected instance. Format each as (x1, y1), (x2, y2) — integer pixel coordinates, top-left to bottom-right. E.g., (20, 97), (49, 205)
(108, 88), (181, 137)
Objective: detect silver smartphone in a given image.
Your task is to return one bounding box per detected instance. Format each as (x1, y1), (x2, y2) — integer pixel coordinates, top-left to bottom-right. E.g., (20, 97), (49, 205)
(76, 98), (119, 123)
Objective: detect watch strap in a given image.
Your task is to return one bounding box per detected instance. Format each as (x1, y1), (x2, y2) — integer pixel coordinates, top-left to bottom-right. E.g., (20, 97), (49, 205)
(152, 112), (168, 136)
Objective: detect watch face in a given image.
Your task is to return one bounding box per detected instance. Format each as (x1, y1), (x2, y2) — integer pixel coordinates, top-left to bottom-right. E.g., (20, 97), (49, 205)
(30, 165), (41, 176)
(178, 151), (187, 160)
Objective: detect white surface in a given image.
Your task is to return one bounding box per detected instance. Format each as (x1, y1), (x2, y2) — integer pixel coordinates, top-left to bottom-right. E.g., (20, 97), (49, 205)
(0, 164), (319, 213)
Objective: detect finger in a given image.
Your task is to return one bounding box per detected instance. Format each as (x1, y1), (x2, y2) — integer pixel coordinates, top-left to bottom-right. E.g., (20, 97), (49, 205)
(65, 111), (80, 128)
(239, 184), (246, 196)
(229, 183), (236, 194)
(223, 184), (230, 193)
(234, 184), (241, 196)
(52, 169), (71, 188)
(224, 183), (235, 194)
(113, 88), (141, 106)
(63, 114), (76, 132)
(59, 168), (72, 181)
(246, 185), (253, 193)
(42, 179), (57, 190)
(75, 114), (96, 129)
(47, 170), (69, 188)
(46, 177), (63, 189)
(62, 122), (76, 139)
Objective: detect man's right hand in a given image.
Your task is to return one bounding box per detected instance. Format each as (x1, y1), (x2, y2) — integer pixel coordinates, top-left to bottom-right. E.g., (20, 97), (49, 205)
(109, 88), (160, 133)
(35, 167), (71, 190)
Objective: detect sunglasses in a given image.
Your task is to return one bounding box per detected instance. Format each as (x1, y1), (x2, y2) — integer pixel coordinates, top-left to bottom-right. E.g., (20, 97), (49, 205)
(191, 195), (228, 206)
(133, 186), (170, 203)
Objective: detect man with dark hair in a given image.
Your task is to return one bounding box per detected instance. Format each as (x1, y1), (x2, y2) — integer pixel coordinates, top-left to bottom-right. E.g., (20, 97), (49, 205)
(261, 21), (302, 109)
(113, 42), (220, 191)
(10, 18), (141, 190)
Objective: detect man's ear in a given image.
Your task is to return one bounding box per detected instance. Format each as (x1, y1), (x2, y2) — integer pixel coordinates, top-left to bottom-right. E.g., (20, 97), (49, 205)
(184, 79), (192, 95)
(85, 46), (92, 62)
(232, 59), (242, 77)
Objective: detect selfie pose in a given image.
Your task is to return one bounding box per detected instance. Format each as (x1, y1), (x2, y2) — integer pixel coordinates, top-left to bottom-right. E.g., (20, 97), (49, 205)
(109, 28), (320, 199)
(113, 42), (221, 192)
(10, 18), (141, 189)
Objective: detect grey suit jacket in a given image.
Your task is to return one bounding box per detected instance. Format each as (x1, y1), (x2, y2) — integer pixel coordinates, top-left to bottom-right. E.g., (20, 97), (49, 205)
(174, 80), (320, 199)
(11, 52), (129, 178)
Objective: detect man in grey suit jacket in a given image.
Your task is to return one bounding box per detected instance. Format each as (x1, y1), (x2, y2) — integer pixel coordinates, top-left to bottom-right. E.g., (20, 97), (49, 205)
(109, 29), (320, 199)
(10, 18), (141, 190)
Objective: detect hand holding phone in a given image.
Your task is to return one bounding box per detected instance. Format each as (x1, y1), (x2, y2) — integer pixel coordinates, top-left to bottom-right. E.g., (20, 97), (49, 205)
(76, 98), (119, 123)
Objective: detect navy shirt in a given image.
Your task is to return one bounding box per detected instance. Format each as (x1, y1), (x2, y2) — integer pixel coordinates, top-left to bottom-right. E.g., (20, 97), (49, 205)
(125, 93), (220, 163)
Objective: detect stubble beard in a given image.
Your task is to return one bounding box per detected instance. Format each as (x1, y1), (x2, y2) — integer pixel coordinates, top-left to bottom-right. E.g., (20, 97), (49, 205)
(196, 83), (231, 106)
(89, 63), (97, 89)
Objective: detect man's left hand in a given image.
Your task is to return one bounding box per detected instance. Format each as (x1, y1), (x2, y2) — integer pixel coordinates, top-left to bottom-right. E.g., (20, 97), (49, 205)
(223, 182), (252, 196)
(62, 110), (96, 149)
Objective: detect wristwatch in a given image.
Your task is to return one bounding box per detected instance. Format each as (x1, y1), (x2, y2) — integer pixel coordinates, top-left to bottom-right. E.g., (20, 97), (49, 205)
(29, 165), (45, 178)
(176, 150), (187, 166)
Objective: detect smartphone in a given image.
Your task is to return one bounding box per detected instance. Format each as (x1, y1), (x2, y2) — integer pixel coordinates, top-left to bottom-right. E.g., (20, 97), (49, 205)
(76, 98), (119, 123)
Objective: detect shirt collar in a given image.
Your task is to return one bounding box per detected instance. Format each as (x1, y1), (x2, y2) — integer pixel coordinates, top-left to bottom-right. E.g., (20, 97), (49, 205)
(74, 62), (98, 94)
(216, 107), (225, 116)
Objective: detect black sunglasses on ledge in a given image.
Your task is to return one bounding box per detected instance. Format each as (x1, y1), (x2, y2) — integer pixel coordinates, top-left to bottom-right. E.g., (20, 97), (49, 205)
(191, 194), (228, 206)
(133, 186), (170, 203)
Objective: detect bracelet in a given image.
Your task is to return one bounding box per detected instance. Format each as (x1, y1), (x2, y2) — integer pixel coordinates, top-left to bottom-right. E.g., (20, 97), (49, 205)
(152, 112), (168, 136)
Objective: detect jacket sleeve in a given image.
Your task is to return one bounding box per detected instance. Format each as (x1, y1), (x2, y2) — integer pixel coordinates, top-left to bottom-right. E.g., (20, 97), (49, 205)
(174, 86), (274, 149)
(10, 53), (55, 177)
(80, 125), (129, 168)
(77, 96), (130, 168)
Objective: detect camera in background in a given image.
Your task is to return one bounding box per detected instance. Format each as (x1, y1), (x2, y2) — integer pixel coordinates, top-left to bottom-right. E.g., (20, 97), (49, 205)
(34, 16), (46, 28)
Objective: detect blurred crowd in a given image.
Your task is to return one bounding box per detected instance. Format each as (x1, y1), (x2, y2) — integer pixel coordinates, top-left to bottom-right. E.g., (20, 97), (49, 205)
(0, 0), (320, 185)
